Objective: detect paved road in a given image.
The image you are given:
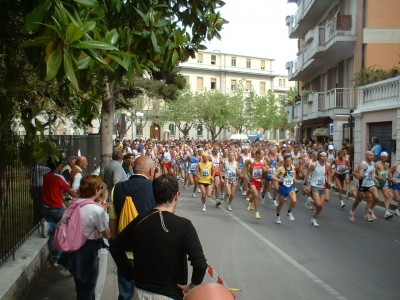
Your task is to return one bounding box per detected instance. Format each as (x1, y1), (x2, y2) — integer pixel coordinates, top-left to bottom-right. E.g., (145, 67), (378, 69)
(27, 182), (400, 300)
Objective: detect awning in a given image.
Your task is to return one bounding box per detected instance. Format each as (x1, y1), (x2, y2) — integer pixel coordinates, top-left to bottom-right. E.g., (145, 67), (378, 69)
(312, 127), (331, 137)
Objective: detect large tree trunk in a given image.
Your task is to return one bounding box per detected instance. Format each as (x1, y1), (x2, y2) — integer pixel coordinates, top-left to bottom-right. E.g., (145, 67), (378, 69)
(100, 82), (119, 179)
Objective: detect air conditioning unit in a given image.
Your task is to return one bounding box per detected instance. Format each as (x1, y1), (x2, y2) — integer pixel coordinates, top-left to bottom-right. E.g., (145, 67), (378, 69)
(285, 61), (293, 70)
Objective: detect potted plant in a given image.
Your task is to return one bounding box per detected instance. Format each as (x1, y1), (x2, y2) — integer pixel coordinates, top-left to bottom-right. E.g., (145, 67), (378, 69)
(353, 66), (375, 87)
(302, 90), (314, 103)
(369, 69), (387, 82)
(389, 66), (400, 78)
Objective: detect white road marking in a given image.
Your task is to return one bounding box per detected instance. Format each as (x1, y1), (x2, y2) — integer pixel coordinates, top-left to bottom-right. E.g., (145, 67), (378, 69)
(218, 203), (347, 300)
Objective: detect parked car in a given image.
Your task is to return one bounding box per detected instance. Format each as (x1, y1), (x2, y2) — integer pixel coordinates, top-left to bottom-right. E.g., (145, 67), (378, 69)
(248, 134), (266, 142)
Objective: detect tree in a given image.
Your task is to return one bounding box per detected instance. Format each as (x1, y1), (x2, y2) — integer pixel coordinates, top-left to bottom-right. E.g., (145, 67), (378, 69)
(228, 79), (257, 134)
(18, 0), (227, 173)
(158, 84), (198, 140)
(194, 89), (230, 141)
(253, 90), (286, 132)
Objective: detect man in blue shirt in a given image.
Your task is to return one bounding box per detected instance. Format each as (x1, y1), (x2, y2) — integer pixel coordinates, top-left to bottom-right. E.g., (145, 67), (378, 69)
(370, 136), (382, 162)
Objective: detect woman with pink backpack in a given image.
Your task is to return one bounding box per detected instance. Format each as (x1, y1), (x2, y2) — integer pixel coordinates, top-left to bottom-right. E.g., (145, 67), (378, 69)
(58, 175), (110, 300)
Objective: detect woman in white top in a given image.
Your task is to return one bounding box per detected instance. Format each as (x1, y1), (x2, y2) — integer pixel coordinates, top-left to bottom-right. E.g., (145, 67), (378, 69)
(306, 151), (332, 227)
(59, 175), (110, 300)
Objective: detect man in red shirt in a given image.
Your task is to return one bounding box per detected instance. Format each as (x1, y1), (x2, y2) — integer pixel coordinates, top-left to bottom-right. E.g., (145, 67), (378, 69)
(42, 155), (77, 266)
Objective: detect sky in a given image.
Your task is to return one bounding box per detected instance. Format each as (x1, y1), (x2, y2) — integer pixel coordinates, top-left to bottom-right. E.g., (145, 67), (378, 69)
(205, 0), (298, 75)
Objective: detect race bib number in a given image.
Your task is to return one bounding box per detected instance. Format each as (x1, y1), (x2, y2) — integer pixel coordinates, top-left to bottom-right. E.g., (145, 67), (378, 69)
(164, 157), (170, 163)
(337, 165), (344, 171)
(366, 174), (373, 180)
(190, 163), (197, 171)
(201, 169), (209, 177)
(252, 168), (262, 179)
(381, 171), (388, 179)
(269, 167), (276, 175)
(213, 164), (219, 171)
(283, 176), (293, 187)
(293, 160), (299, 167)
(227, 171), (236, 178)
(317, 177), (324, 186)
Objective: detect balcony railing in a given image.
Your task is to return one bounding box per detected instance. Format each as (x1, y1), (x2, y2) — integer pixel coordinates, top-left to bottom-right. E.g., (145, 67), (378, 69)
(358, 77), (400, 109)
(318, 88), (354, 111)
(318, 15), (356, 46)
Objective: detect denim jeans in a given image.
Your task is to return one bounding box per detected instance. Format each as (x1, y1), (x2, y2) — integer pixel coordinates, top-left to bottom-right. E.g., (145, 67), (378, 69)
(41, 205), (65, 264)
(117, 260), (135, 300)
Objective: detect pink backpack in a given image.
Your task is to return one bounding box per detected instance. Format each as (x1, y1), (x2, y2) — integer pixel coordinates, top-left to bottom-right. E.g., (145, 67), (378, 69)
(54, 198), (96, 253)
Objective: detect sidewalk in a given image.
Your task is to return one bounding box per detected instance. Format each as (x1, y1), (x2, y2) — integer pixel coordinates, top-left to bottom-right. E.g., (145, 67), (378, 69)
(25, 252), (118, 300)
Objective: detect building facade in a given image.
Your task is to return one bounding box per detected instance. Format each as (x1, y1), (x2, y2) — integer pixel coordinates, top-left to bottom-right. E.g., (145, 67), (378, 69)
(285, 0), (400, 166)
(176, 50), (295, 141)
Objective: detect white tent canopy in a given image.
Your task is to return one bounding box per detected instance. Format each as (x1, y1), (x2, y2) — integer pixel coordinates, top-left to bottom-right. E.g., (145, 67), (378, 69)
(312, 127), (330, 137)
(229, 134), (248, 140)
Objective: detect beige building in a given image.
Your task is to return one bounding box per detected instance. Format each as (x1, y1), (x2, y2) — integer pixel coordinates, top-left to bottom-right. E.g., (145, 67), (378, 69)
(177, 50), (295, 141)
(285, 0), (400, 166)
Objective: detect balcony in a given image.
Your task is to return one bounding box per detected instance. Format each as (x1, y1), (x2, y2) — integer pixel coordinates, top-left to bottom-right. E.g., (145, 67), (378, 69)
(288, 0), (339, 39)
(286, 88), (354, 123)
(357, 77), (400, 113)
(286, 15), (356, 82)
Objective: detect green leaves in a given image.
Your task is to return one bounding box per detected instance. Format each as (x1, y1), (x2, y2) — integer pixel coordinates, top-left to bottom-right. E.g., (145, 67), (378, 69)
(25, 0), (52, 31)
(71, 40), (119, 51)
(63, 49), (79, 90)
(20, 37), (54, 47)
(74, 0), (99, 8)
(44, 49), (62, 81)
(66, 23), (83, 44)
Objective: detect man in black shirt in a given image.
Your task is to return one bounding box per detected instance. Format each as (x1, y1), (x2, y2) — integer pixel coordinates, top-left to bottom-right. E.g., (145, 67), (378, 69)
(110, 174), (207, 300)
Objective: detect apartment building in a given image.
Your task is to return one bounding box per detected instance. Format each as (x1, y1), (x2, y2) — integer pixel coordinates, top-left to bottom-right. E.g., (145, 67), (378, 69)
(285, 0), (400, 165)
(176, 50), (294, 141)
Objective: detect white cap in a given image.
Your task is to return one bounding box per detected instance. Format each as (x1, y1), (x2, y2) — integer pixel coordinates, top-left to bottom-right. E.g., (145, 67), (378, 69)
(328, 145), (334, 150)
(282, 144), (286, 147)
(381, 151), (389, 157)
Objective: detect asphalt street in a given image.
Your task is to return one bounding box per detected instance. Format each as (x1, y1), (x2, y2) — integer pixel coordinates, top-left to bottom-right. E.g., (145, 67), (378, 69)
(26, 181), (400, 300)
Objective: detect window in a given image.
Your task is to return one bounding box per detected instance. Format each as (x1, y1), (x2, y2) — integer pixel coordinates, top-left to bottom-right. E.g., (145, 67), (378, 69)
(246, 59), (251, 68)
(197, 125), (203, 136)
(260, 82), (265, 94)
(211, 78), (216, 90)
(231, 57), (236, 67)
(197, 53), (203, 63)
(261, 60), (265, 70)
(169, 123), (175, 135)
(231, 80), (237, 91)
(246, 81), (251, 91)
(211, 55), (216, 65)
(197, 77), (203, 90)
(279, 79), (285, 87)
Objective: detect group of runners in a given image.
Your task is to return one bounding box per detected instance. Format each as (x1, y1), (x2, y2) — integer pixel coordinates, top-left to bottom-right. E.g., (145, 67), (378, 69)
(124, 138), (400, 227)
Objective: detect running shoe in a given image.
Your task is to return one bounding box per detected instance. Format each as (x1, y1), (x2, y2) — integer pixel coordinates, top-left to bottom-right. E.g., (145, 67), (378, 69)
(250, 203), (254, 210)
(227, 205), (232, 211)
(267, 193), (272, 199)
(215, 201), (221, 207)
(275, 214), (281, 224)
(223, 193), (228, 202)
(311, 218), (319, 227)
(287, 212), (295, 221)
(246, 202), (251, 211)
(261, 196), (265, 204)
(364, 214), (373, 222)
(395, 209), (400, 216)
(349, 211), (355, 222)
(295, 188), (298, 193)
(220, 193), (225, 200)
(241, 190), (247, 196)
(284, 198), (287, 201)
(192, 193), (196, 198)
(340, 200), (346, 209)
(202, 205), (206, 212)
(384, 211), (393, 219)
(305, 197), (313, 210)
(239, 186), (243, 191)
(369, 211), (377, 220)
(183, 185), (187, 189)
(197, 188), (201, 193)
(272, 199), (278, 207)
(255, 212), (260, 219)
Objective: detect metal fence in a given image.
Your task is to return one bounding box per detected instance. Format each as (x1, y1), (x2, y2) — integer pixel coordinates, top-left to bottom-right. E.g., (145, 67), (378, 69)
(0, 134), (100, 264)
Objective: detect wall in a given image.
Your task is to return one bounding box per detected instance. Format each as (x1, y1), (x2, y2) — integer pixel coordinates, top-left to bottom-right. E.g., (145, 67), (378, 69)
(354, 109), (397, 166)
